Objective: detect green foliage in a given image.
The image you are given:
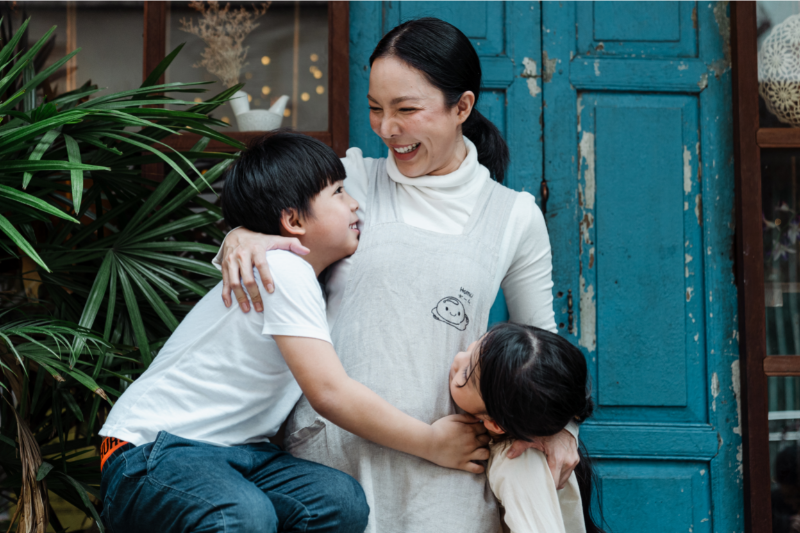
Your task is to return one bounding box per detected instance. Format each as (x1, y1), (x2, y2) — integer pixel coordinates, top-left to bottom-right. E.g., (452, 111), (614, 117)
(0, 18), (244, 531)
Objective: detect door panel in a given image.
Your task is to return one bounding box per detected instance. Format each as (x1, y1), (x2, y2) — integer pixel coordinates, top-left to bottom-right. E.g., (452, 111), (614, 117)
(543, 2), (739, 532)
(577, 1), (698, 57)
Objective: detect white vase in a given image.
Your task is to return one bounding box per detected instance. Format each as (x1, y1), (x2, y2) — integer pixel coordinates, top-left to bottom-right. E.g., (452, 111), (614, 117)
(230, 92), (290, 132)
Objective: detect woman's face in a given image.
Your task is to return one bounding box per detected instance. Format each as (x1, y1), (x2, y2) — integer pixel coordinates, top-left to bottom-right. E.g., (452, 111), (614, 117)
(368, 56), (474, 178)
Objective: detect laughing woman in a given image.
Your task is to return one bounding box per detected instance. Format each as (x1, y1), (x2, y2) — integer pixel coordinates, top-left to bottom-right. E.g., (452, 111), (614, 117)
(217, 18), (580, 533)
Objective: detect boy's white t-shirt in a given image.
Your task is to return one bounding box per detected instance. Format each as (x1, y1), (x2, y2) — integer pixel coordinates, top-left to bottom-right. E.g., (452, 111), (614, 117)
(99, 250), (330, 447)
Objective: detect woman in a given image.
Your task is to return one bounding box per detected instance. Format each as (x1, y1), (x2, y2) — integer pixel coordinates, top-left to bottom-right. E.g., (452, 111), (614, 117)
(217, 18), (580, 533)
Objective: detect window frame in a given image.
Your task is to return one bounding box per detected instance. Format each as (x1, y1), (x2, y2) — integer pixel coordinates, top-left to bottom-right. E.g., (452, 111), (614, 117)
(732, 2), (797, 531)
(142, 1), (349, 156)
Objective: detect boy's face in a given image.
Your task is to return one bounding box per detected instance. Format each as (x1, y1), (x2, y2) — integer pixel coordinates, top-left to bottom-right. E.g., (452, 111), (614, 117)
(303, 180), (360, 263)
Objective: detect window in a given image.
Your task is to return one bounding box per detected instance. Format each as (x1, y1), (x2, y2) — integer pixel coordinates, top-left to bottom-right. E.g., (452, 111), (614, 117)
(733, 2), (800, 532)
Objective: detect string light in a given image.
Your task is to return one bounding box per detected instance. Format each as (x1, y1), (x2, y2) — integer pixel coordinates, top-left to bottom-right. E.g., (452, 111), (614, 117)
(194, 97), (202, 103)
(261, 56), (271, 65)
(284, 109), (291, 117)
(262, 86), (271, 95)
(221, 117), (230, 124)
(313, 70), (323, 79)
(316, 85), (324, 95)
(245, 72), (253, 80)
(247, 94), (252, 102)
(310, 53), (318, 62)
(301, 92), (310, 101)
(309, 65), (318, 74)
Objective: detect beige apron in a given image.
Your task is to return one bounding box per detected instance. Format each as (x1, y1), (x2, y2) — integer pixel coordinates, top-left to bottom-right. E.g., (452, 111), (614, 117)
(286, 158), (518, 533)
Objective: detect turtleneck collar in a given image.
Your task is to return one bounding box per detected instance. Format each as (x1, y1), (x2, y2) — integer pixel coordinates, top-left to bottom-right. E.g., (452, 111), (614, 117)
(385, 136), (489, 193)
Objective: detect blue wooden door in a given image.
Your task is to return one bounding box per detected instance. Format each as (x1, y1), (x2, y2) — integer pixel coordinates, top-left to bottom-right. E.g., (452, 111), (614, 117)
(349, 2), (741, 531)
(542, 3), (742, 532)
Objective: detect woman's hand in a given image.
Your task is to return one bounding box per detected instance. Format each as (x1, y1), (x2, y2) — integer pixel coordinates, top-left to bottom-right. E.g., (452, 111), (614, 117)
(426, 414), (491, 474)
(221, 227), (310, 312)
(506, 428), (579, 489)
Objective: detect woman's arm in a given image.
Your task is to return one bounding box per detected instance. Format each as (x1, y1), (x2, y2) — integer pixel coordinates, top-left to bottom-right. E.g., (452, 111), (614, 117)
(274, 335), (491, 473)
(217, 229), (309, 313)
(501, 193), (580, 488)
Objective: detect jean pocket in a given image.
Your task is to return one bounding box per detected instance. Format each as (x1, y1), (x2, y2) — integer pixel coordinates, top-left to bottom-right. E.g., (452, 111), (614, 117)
(284, 418), (327, 457)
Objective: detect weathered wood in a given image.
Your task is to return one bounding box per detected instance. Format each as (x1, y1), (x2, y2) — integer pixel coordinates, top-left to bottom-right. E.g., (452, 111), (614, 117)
(732, 2), (772, 532)
(570, 58), (710, 93)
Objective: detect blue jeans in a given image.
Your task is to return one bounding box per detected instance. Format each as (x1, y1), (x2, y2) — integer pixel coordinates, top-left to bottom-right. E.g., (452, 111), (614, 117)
(100, 431), (369, 533)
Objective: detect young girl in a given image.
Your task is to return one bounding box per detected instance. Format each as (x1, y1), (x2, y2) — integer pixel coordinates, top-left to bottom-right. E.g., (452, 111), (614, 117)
(450, 322), (605, 533)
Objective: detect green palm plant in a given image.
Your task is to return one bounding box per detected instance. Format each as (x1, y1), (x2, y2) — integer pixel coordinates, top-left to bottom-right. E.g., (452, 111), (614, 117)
(1, 18), (245, 532)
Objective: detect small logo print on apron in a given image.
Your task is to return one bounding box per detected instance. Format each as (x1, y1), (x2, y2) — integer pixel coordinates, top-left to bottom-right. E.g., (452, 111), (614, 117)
(431, 296), (469, 331)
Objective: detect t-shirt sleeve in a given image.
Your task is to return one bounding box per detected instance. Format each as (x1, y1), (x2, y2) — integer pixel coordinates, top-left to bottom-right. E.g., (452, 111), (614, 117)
(259, 251), (332, 344)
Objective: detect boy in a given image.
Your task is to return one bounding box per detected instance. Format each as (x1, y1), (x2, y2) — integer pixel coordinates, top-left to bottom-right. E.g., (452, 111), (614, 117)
(99, 132), (486, 533)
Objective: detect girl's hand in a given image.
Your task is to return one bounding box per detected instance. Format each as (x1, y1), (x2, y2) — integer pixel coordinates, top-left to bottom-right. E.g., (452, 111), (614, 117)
(507, 428), (579, 489)
(221, 227), (310, 312)
(426, 414), (491, 474)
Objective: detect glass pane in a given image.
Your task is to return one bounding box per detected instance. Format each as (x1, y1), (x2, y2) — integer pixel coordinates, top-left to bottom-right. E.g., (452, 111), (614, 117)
(763, 149), (800, 355)
(7, 2), (143, 99)
(166, 1), (329, 133)
(770, 377), (800, 532)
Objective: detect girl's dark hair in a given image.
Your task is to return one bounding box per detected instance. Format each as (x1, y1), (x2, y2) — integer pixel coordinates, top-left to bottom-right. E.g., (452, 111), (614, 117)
(476, 322), (606, 533)
(369, 17), (510, 184)
(221, 130), (346, 235)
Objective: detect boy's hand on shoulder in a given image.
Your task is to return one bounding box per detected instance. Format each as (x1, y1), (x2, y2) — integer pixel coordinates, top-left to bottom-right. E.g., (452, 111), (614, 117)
(507, 429), (578, 490)
(426, 414), (491, 474)
(221, 228), (310, 313)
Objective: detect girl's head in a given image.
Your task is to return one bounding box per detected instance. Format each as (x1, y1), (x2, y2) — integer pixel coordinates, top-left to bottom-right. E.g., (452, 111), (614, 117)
(449, 322), (593, 440)
(368, 17), (510, 183)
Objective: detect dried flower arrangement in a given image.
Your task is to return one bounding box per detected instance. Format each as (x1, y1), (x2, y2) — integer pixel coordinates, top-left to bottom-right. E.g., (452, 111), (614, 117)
(179, 1), (270, 88)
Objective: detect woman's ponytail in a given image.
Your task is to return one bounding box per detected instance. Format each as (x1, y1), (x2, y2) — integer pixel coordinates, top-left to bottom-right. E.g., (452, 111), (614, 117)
(370, 17), (510, 183)
(462, 108), (510, 184)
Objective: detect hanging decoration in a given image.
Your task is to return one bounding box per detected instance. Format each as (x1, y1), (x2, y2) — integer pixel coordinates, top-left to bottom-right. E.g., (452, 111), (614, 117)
(759, 14), (800, 127)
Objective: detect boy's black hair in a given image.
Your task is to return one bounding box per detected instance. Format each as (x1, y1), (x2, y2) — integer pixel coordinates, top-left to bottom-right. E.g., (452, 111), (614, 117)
(221, 131), (346, 235)
(475, 322), (606, 533)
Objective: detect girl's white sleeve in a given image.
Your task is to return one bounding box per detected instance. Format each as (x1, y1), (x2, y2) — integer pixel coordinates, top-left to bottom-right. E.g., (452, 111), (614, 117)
(489, 445), (586, 533)
(211, 148), (373, 270)
(501, 193), (557, 333)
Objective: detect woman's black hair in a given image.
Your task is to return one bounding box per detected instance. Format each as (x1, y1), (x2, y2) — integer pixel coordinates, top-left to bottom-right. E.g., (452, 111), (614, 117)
(369, 17), (510, 184)
(221, 130), (346, 235)
(476, 322), (606, 533)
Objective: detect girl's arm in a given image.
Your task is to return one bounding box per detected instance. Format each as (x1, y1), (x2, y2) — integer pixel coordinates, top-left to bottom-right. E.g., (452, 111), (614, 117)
(488, 445), (584, 533)
(274, 335), (490, 473)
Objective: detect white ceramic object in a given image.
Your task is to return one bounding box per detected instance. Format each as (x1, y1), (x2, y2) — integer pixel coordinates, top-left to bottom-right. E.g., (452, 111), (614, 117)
(230, 92), (290, 132)
(230, 90), (250, 116)
(759, 14), (800, 126)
